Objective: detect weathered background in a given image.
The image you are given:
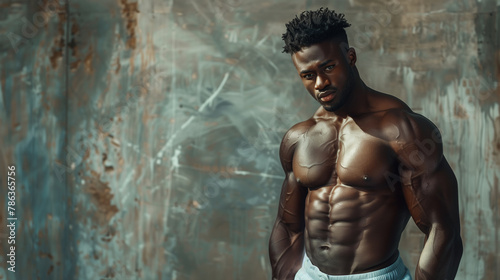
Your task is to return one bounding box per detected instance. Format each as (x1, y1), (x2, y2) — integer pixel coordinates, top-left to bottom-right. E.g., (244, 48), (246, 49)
(0, 0), (498, 279)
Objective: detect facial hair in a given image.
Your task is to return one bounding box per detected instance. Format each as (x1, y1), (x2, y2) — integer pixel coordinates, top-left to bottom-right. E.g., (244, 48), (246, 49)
(323, 72), (354, 112)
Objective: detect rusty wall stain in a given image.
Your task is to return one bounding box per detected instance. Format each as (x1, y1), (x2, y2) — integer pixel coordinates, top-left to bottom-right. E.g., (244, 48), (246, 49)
(82, 175), (119, 227)
(49, 10), (66, 69)
(120, 0), (138, 50)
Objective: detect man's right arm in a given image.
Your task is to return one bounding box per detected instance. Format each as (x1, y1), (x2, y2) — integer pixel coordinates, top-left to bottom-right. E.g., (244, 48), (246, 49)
(269, 124), (309, 280)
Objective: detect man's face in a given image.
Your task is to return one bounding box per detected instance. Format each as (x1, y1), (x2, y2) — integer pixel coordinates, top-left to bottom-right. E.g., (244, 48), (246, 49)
(291, 40), (355, 112)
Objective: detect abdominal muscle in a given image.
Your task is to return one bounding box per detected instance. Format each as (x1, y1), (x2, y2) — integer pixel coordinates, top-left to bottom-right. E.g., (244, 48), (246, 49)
(303, 183), (410, 275)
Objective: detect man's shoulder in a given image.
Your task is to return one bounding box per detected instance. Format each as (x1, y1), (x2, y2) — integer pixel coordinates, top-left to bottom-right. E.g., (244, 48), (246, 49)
(379, 107), (444, 170)
(279, 117), (318, 155)
(278, 119), (315, 168)
(379, 107), (440, 144)
(370, 91), (434, 125)
(282, 118), (315, 145)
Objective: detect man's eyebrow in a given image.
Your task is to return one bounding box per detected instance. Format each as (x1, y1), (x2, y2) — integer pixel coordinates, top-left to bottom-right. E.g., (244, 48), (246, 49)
(299, 59), (334, 74)
(319, 59), (334, 68)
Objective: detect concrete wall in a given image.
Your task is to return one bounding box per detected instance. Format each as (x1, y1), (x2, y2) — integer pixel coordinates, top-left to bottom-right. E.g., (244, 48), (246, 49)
(0, 0), (498, 279)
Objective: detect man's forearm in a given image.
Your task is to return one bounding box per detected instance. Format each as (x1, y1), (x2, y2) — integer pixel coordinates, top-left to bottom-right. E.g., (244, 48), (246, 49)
(269, 221), (305, 280)
(415, 227), (463, 280)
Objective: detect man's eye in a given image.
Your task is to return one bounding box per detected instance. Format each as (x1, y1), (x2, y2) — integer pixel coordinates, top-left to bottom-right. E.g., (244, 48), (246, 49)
(303, 74), (314, 80)
(325, 65), (335, 71)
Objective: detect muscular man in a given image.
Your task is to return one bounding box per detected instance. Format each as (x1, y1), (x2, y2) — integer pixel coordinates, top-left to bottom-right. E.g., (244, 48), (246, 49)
(269, 8), (462, 280)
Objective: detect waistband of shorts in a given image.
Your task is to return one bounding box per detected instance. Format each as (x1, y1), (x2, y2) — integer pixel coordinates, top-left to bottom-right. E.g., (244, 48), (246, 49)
(302, 254), (408, 280)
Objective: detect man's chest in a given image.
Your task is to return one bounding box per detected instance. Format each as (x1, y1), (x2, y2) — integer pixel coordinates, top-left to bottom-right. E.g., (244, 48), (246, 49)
(292, 118), (398, 189)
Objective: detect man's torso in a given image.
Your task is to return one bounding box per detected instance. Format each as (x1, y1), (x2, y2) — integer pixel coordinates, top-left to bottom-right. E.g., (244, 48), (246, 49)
(292, 108), (411, 275)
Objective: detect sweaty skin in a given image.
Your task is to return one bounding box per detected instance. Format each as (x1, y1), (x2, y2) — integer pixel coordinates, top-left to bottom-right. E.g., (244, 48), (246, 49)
(269, 39), (462, 279)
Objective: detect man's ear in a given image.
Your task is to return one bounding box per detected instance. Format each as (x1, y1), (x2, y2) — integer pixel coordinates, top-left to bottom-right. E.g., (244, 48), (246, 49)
(339, 41), (356, 66)
(347, 47), (356, 66)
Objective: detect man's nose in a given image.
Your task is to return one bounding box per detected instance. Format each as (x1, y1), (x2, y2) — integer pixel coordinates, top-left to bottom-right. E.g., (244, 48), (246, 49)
(314, 74), (330, 90)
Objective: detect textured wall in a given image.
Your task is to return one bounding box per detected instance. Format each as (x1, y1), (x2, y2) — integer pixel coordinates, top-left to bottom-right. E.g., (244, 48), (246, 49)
(0, 0), (498, 279)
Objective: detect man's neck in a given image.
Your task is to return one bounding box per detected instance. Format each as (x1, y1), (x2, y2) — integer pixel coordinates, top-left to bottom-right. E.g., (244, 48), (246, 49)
(330, 79), (372, 119)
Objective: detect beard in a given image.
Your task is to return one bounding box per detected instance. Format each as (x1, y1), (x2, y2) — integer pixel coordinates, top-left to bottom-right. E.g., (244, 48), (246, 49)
(322, 74), (354, 112)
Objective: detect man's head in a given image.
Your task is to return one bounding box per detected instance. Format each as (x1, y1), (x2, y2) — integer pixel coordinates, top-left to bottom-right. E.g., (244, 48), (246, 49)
(283, 8), (358, 113)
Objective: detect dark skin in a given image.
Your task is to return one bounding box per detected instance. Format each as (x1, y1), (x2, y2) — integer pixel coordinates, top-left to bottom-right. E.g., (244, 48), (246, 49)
(268, 39), (463, 279)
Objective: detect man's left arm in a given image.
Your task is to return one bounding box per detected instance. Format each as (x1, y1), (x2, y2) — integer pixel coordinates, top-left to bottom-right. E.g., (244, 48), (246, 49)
(396, 112), (463, 280)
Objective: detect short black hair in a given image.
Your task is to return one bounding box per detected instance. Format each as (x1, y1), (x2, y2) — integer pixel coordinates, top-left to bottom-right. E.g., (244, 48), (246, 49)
(282, 7), (351, 54)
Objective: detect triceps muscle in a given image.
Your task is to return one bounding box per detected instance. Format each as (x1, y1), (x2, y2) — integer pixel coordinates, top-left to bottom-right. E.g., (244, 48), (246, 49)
(277, 172), (307, 234)
(269, 171), (307, 279)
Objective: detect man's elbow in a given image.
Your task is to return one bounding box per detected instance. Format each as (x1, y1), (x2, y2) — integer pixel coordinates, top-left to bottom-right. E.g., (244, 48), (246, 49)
(452, 233), (463, 260)
(440, 228), (463, 267)
(445, 227), (462, 256)
(431, 224), (463, 259)
(447, 232), (463, 277)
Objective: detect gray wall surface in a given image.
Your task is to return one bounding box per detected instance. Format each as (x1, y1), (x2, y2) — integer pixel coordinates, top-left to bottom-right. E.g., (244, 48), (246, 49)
(0, 0), (499, 279)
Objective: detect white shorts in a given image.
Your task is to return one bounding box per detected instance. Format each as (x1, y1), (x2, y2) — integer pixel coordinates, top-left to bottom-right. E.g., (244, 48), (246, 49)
(294, 254), (412, 280)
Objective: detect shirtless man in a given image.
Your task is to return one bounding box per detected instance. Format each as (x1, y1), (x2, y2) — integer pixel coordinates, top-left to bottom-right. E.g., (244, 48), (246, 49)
(269, 8), (462, 280)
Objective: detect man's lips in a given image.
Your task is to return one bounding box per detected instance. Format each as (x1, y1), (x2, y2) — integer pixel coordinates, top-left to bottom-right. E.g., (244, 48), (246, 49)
(318, 91), (336, 102)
